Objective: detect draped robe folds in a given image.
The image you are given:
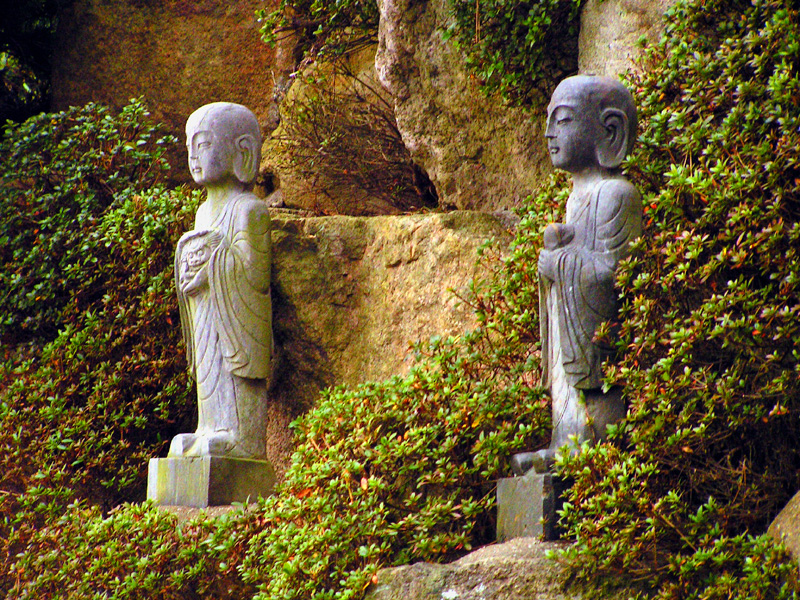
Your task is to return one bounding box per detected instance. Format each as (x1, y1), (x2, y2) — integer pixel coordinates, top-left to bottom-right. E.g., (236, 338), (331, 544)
(174, 193), (272, 458)
(539, 178), (642, 394)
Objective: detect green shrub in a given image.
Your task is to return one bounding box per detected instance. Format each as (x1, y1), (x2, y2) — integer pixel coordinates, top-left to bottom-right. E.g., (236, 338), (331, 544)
(0, 102), (199, 593)
(446, 0), (584, 105)
(0, 98), (175, 343)
(0, 185), (200, 591)
(6, 501), (261, 600)
(557, 0), (800, 596)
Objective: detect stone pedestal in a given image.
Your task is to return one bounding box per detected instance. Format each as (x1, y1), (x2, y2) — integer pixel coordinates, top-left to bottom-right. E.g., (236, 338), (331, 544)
(147, 456), (275, 508)
(497, 472), (567, 542)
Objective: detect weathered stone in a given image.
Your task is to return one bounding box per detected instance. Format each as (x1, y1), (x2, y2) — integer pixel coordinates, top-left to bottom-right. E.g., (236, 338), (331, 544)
(768, 491), (800, 573)
(579, 0), (678, 78)
(365, 538), (633, 600)
(497, 473), (568, 542)
(262, 45), (423, 216)
(50, 0), (295, 176)
(375, 0), (552, 212)
(147, 456), (275, 508)
(171, 103), (273, 464)
(264, 209), (513, 476)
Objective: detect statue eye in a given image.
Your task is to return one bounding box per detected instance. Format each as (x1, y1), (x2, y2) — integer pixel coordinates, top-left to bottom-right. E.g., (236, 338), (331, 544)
(558, 117), (572, 125)
(198, 141), (211, 149)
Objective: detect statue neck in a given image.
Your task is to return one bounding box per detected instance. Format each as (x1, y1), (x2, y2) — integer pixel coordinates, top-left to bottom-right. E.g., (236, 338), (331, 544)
(203, 179), (248, 217)
(570, 165), (614, 196)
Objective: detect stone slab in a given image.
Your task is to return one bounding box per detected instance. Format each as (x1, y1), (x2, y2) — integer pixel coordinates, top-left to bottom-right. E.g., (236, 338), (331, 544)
(147, 456), (275, 508)
(497, 472), (568, 542)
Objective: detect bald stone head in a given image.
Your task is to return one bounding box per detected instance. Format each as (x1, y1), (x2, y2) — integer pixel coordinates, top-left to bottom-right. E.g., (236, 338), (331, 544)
(545, 75), (637, 172)
(186, 102), (262, 187)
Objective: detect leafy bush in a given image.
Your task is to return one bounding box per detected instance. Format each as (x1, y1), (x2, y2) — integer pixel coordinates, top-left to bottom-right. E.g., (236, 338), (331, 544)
(0, 99), (175, 343)
(0, 102), (199, 593)
(557, 0), (800, 596)
(267, 60), (437, 215)
(240, 341), (549, 600)
(446, 0), (584, 105)
(6, 501), (261, 600)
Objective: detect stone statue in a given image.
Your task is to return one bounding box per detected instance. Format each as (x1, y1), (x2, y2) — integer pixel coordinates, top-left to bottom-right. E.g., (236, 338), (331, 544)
(513, 75), (643, 475)
(169, 102), (273, 460)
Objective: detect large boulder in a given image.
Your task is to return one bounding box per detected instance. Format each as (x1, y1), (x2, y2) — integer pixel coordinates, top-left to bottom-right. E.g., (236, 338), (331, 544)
(365, 538), (631, 600)
(263, 209), (512, 475)
(768, 491), (800, 579)
(579, 0), (678, 77)
(375, 0), (552, 213)
(262, 45), (433, 216)
(50, 0), (294, 176)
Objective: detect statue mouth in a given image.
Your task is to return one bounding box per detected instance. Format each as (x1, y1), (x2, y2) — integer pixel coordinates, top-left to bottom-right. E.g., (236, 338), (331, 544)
(549, 147), (559, 155)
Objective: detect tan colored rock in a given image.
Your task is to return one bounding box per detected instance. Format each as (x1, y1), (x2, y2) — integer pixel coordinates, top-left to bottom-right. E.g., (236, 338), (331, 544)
(264, 209), (512, 476)
(375, 0), (552, 212)
(579, 0), (678, 78)
(366, 538), (633, 600)
(262, 45), (428, 216)
(768, 491), (800, 579)
(50, 0), (294, 177)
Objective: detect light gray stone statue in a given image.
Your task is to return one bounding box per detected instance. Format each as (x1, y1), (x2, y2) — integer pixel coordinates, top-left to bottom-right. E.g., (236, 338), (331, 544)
(513, 75), (642, 475)
(169, 102), (273, 460)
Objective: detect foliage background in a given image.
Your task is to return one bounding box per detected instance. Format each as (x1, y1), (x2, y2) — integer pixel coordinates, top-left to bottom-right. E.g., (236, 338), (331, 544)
(1, 0), (800, 599)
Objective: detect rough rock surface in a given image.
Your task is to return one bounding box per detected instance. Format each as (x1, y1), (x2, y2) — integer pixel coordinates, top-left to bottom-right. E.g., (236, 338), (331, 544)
(262, 45), (415, 216)
(768, 491), (800, 579)
(579, 0), (678, 78)
(375, 0), (552, 213)
(365, 538), (630, 600)
(263, 209), (512, 476)
(50, 0), (295, 176)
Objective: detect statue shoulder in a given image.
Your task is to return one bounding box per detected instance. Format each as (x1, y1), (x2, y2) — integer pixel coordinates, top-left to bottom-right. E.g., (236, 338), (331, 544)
(596, 177), (642, 220)
(231, 193), (271, 232)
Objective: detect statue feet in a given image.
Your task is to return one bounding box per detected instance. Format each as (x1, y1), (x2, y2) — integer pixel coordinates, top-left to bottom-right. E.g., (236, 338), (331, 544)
(168, 431), (259, 459)
(510, 449), (555, 476)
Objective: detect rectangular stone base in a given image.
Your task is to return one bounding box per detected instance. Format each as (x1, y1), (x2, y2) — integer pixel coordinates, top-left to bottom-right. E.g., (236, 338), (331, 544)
(497, 472), (567, 542)
(147, 456), (275, 508)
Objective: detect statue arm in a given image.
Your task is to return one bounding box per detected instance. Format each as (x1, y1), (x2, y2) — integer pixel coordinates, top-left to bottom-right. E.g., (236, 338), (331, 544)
(207, 198), (273, 379)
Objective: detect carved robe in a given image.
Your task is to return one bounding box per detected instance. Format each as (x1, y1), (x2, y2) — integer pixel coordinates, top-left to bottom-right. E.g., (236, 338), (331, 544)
(539, 178), (642, 392)
(175, 192), (272, 457)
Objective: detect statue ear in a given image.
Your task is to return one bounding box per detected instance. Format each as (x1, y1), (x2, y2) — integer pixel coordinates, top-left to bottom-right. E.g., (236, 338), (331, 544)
(233, 134), (259, 184)
(596, 107), (630, 169)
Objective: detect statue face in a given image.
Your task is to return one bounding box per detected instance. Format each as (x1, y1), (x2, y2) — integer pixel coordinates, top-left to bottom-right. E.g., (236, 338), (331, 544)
(545, 82), (603, 173)
(186, 128), (236, 186)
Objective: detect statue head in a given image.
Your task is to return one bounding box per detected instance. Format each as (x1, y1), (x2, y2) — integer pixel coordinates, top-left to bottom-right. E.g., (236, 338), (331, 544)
(186, 102), (262, 187)
(545, 75), (637, 172)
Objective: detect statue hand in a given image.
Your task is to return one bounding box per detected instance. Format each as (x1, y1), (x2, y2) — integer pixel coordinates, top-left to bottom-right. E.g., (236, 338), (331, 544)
(538, 248), (555, 282)
(182, 267), (209, 296)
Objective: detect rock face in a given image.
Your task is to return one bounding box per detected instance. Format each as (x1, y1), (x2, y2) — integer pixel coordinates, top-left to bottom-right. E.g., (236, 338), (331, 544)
(263, 209), (512, 475)
(365, 538), (629, 600)
(375, 0), (552, 213)
(579, 0), (678, 77)
(50, 0), (294, 176)
(262, 45), (432, 216)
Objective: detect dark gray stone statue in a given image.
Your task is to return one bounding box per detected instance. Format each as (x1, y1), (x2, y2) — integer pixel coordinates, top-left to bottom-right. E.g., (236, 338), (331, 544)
(513, 75), (642, 475)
